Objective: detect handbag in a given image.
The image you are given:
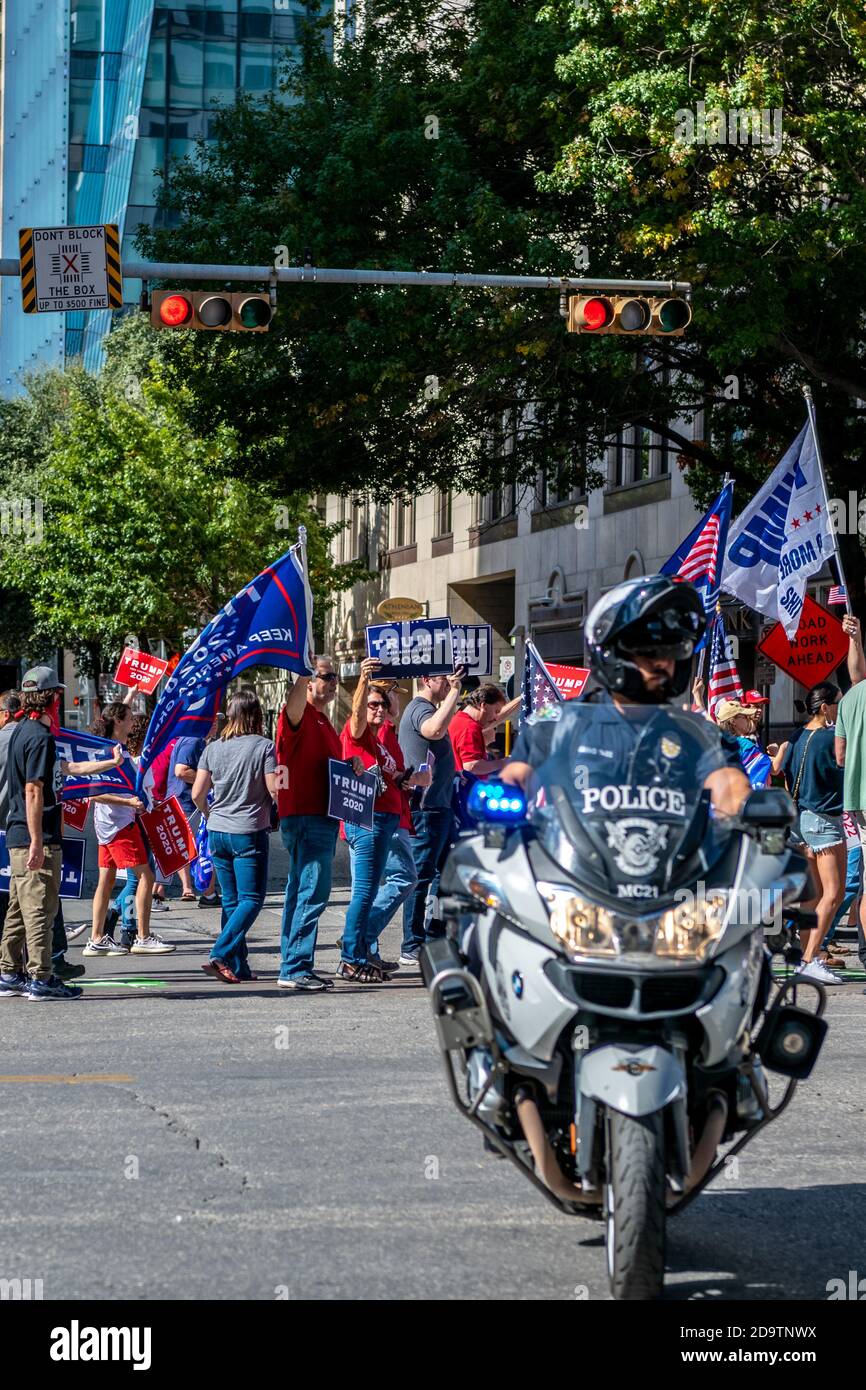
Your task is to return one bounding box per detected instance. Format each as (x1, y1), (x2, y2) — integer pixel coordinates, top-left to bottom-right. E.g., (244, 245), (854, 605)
(788, 728), (819, 844)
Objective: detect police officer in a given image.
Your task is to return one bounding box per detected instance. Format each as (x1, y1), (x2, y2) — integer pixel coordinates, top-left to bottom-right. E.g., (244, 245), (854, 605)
(504, 576), (750, 818)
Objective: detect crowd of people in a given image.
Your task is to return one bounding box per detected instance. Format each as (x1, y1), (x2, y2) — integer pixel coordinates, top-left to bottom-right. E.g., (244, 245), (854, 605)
(0, 656), (517, 999)
(1, 628), (865, 1001)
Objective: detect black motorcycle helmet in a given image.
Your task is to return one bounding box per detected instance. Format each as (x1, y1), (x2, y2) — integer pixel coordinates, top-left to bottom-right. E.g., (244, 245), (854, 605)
(584, 575), (706, 703)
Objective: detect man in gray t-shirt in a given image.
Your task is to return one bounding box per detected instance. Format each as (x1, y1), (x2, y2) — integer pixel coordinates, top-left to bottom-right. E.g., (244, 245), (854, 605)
(397, 669), (463, 962)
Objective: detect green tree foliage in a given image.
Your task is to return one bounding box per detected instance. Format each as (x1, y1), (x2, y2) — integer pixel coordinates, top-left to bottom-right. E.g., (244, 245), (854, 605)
(138, 0), (866, 599)
(0, 321), (368, 677)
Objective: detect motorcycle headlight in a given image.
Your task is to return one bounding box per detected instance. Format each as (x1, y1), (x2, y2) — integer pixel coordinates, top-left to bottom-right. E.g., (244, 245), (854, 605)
(656, 893), (728, 961)
(538, 884), (617, 958)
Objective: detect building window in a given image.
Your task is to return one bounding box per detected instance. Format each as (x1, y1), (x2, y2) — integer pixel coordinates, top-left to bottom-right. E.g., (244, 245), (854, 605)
(337, 496), (348, 563)
(613, 426), (669, 486)
(537, 464), (583, 510)
(390, 497), (416, 550)
(350, 497), (368, 563)
(435, 489), (452, 537)
(475, 484), (515, 528)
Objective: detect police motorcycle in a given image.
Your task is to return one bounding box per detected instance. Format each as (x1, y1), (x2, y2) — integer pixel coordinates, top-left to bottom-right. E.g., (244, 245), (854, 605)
(421, 577), (828, 1300)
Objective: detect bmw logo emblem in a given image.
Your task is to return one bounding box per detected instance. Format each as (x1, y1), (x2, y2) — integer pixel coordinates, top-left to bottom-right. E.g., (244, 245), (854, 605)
(511, 971), (524, 1000)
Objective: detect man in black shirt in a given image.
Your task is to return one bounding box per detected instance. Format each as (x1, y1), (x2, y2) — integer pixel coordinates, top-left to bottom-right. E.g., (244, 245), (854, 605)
(0, 667), (122, 1001)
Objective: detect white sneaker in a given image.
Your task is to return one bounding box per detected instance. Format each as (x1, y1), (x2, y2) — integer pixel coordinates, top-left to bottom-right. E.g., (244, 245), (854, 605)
(65, 923), (88, 941)
(130, 933), (176, 954)
(797, 959), (844, 986)
(82, 936), (129, 956)
(150, 898), (170, 913)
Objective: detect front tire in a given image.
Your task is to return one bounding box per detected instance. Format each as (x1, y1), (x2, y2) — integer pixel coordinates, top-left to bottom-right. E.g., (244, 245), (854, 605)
(605, 1110), (666, 1301)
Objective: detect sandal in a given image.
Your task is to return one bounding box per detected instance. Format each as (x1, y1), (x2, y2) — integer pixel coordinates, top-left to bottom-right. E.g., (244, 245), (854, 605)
(336, 960), (388, 984)
(180, 892), (197, 902)
(201, 959), (240, 983)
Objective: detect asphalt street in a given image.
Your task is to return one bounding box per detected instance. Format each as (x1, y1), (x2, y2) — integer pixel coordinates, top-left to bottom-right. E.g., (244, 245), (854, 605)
(1, 846), (864, 1302)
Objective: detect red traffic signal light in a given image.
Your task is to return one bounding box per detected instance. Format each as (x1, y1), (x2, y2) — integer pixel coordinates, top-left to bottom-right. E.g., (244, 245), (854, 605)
(149, 290), (274, 332)
(158, 292), (194, 327)
(567, 293), (690, 336)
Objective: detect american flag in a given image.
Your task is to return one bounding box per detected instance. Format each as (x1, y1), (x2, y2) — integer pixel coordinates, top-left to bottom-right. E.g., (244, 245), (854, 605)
(828, 585), (848, 606)
(521, 641), (563, 722)
(661, 481), (733, 647)
(707, 611), (744, 720)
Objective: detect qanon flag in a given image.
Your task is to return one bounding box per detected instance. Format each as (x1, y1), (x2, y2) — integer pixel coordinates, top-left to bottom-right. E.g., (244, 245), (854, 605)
(56, 728), (138, 802)
(136, 538), (314, 794)
(721, 425), (837, 636)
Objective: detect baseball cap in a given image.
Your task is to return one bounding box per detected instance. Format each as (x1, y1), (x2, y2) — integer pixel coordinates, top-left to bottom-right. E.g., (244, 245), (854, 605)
(715, 699), (751, 724)
(20, 665), (66, 692)
(741, 689), (769, 706)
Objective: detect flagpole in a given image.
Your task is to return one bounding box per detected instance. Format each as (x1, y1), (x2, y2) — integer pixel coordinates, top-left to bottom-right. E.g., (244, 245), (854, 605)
(297, 524), (316, 673)
(802, 385), (852, 616)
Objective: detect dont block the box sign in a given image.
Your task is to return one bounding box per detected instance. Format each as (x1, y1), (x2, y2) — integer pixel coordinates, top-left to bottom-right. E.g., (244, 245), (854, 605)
(114, 646), (170, 695)
(138, 797), (196, 876)
(757, 596), (849, 689)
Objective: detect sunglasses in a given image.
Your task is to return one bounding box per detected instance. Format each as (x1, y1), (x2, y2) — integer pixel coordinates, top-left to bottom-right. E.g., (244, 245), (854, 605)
(367, 701), (387, 710)
(316, 672), (338, 684)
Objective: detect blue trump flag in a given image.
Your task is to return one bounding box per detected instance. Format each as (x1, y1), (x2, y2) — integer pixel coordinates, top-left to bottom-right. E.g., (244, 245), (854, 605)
(137, 537), (314, 794)
(56, 728), (138, 802)
(661, 480), (733, 649)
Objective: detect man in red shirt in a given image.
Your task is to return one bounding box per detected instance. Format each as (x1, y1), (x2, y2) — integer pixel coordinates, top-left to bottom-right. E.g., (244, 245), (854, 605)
(275, 655), (363, 992)
(449, 684), (514, 773)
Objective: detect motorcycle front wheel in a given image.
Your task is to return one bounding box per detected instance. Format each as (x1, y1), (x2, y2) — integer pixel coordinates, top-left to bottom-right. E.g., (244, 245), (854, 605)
(604, 1109), (666, 1301)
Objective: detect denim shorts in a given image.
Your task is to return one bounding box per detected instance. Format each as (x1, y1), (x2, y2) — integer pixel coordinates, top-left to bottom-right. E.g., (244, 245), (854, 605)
(798, 810), (845, 851)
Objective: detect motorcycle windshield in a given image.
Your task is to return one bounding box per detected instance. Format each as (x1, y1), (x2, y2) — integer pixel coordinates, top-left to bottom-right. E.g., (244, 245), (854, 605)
(526, 701), (740, 904)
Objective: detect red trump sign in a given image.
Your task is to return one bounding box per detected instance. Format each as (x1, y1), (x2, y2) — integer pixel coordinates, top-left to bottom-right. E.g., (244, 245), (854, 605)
(138, 796), (196, 877)
(114, 646), (170, 695)
(547, 663), (591, 701)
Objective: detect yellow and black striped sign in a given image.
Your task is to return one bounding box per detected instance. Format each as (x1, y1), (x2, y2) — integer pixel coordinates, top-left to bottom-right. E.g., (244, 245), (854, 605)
(105, 223), (123, 308)
(19, 227), (36, 313)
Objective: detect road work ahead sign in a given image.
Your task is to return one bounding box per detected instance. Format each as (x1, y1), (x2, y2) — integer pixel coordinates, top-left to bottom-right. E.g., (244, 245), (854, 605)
(19, 224), (123, 313)
(757, 595), (848, 690)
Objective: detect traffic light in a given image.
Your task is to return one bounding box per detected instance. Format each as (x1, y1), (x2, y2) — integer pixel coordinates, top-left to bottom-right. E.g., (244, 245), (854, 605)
(567, 294), (691, 336)
(149, 290), (274, 332)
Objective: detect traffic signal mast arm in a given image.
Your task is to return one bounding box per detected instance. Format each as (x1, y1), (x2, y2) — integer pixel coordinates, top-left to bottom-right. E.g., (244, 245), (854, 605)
(0, 256), (692, 337)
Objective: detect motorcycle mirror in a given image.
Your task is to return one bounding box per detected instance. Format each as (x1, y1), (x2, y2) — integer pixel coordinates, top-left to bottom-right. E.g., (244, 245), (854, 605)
(739, 787), (796, 829)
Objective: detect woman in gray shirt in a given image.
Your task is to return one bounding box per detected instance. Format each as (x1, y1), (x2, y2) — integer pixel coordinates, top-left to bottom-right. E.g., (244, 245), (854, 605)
(192, 687), (278, 983)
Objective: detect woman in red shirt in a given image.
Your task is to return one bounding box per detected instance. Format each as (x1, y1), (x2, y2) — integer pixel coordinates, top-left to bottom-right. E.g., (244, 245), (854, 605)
(449, 684), (512, 774)
(339, 660), (427, 982)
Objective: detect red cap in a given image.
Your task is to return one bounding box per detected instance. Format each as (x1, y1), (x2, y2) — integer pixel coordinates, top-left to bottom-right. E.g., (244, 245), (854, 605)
(742, 689), (770, 706)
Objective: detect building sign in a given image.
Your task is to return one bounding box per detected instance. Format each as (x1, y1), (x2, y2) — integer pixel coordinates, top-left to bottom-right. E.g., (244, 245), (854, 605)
(114, 646), (170, 695)
(375, 597), (426, 621)
(450, 624), (492, 677)
(365, 619), (455, 677)
(19, 224), (123, 313)
(327, 759), (377, 830)
(757, 596), (848, 690)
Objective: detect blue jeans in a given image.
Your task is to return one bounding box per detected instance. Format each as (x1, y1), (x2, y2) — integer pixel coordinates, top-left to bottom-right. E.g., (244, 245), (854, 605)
(279, 815), (339, 980)
(402, 807), (454, 953)
(208, 830), (269, 978)
(112, 874), (137, 931)
(825, 844), (863, 945)
(364, 828), (418, 957)
(342, 813), (399, 965)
